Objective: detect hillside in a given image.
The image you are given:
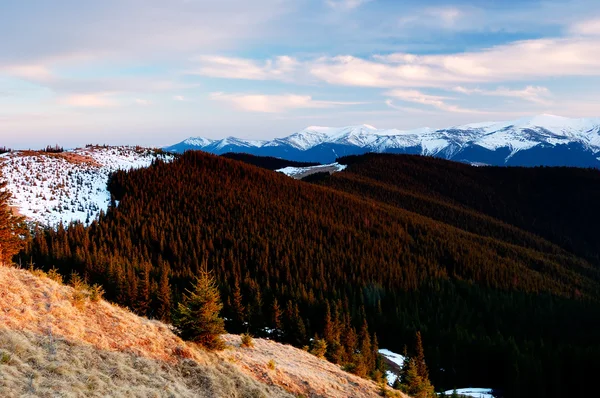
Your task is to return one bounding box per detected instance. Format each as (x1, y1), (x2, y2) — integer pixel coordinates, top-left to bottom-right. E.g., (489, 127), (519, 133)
(0, 265), (390, 398)
(165, 115), (600, 167)
(20, 150), (600, 397)
(0, 146), (173, 226)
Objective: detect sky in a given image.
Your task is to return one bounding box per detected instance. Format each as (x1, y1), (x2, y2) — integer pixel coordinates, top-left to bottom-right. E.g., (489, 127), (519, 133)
(1, 0), (600, 148)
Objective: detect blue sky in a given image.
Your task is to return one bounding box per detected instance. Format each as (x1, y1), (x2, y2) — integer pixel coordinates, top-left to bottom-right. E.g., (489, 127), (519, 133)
(1, 0), (600, 148)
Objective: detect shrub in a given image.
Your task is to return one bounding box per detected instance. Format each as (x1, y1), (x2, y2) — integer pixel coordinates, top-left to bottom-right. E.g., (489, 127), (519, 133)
(267, 359), (276, 370)
(309, 337), (327, 359)
(89, 284), (105, 302)
(241, 333), (254, 348)
(46, 268), (63, 284)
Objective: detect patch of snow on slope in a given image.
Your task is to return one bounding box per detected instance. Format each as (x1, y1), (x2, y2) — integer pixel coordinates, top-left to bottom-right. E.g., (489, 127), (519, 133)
(277, 163), (347, 178)
(379, 348), (405, 386)
(441, 388), (494, 398)
(1, 147), (173, 226)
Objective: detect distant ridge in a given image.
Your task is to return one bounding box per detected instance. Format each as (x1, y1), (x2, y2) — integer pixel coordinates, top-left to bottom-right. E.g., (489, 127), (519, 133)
(165, 115), (600, 166)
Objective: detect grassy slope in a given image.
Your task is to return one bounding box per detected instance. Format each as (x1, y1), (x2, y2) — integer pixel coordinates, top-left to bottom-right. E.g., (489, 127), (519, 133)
(0, 266), (394, 398)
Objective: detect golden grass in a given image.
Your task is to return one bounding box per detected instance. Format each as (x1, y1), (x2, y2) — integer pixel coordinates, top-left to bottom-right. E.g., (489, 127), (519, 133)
(0, 266), (292, 397)
(0, 265), (409, 397)
(219, 334), (408, 398)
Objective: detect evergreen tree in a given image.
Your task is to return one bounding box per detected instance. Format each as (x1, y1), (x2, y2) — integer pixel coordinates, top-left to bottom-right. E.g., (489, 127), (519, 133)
(415, 331), (430, 381)
(174, 268), (226, 350)
(156, 266), (171, 321)
(309, 335), (328, 358)
(230, 280), (246, 332)
(0, 179), (27, 266)
(271, 298), (282, 337)
(404, 357), (435, 398)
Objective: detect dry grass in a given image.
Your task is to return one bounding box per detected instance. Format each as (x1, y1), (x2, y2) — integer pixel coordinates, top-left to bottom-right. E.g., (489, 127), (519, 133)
(0, 266), (292, 397)
(14, 151), (101, 167)
(220, 334), (407, 398)
(0, 265), (406, 398)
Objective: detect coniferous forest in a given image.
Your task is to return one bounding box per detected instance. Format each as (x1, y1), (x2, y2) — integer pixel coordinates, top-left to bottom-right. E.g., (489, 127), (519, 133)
(20, 151), (600, 398)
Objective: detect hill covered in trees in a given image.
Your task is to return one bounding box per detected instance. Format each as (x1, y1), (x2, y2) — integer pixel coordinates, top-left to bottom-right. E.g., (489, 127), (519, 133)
(0, 263), (391, 397)
(20, 151), (600, 397)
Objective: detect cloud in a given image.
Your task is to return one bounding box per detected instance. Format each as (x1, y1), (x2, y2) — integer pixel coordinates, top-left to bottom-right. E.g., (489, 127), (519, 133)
(310, 37), (600, 88)
(0, 0), (293, 66)
(385, 89), (473, 113)
(453, 86), (552, 104)
(210, 92), (364, 113)
(570, 18), (600, 36)
(135, 99), (151, 106)
(189, 55), (298, 81)
(59, 92), (118, 108)
(1, 64), (54, 81)
(326, 0), (371, 11)
(173, 95), (186, 101)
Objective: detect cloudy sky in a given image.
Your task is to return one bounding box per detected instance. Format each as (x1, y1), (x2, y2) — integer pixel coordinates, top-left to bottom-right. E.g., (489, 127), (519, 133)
(2, 0), (600, 148)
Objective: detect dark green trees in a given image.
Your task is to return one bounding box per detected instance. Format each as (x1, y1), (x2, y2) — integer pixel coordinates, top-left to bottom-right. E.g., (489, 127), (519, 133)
(174, 268), (226, 350)
(397, 332), (435, 398)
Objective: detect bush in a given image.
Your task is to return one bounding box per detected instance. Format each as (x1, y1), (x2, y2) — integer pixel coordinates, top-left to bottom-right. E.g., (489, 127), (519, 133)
(241, 333), (254, 348)
(267, 359), (276, 370)
(89, 284), (105, 302)
(309, 337), (327, 359)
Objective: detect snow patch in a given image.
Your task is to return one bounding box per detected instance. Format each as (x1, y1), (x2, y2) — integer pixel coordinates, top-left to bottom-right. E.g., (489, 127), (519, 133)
(276, 163), (347, 178)
(1, 147), (173, 227)
(441, 388), (494, 398)
(378, 348), (405, 386)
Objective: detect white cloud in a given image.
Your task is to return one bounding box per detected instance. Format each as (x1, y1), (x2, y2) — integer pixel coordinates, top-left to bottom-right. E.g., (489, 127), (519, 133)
(210, 92), (364, 113)
(173, 95), (186, 101)
(453, 86), (552, 104)
(385, 89), (474, 113)
(326, 0), (371, 11)
(310, 37), (600, 88)
(135, 99), (151, 106)
(189, 55), (298, 81)
(570, 18), (600, 36)
(59, 92), (118, 108)
(1, 64), (54, 81)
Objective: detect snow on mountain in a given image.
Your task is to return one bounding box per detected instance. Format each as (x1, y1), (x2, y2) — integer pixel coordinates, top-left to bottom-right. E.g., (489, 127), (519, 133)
(0, 146), (173, 226)
(183, 137), (215, 147)
(276, 162), (347, 179)
(378, 348), (405, 386)
(166, 115), (600, 167)
(441, 388), (494, 398)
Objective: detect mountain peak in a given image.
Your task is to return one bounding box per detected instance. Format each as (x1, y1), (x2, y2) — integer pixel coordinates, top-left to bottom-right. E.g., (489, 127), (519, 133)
(164, 115), (600, 166)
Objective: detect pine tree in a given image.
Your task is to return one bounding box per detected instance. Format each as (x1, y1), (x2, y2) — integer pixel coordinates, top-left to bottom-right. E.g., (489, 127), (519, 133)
(156, 266), (171, 321)
(309, 335), (328, 358)
(415, 331), (430, 381)
(174, 268), (226, 350)
(230, 280), (246, 333)
(0, 179), (27, 266)
(403, 357), (435, 398)
(401, 332), (435, 398)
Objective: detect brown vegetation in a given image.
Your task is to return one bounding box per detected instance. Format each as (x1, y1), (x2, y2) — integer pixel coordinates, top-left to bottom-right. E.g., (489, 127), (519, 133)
(0, 265), (392, 397)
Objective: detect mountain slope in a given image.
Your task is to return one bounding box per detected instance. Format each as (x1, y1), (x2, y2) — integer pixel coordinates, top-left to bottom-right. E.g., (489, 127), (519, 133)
(22, 151), (600, 397)
(0, 146), (173, 226)
(0, 265), (389, 398)
(165, 115), (600, 166)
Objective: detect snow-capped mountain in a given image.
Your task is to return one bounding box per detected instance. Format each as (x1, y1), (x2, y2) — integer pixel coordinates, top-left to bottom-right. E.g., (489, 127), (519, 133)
(165, 115), (600, 166)
(0, 146), (173, 226)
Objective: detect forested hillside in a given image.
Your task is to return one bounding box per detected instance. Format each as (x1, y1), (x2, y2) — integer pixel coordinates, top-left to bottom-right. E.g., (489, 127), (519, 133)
(21, 151), (600, 398)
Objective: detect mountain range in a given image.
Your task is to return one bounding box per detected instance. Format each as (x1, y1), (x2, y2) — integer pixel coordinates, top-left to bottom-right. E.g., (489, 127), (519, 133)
(166, 114), (600, 167)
